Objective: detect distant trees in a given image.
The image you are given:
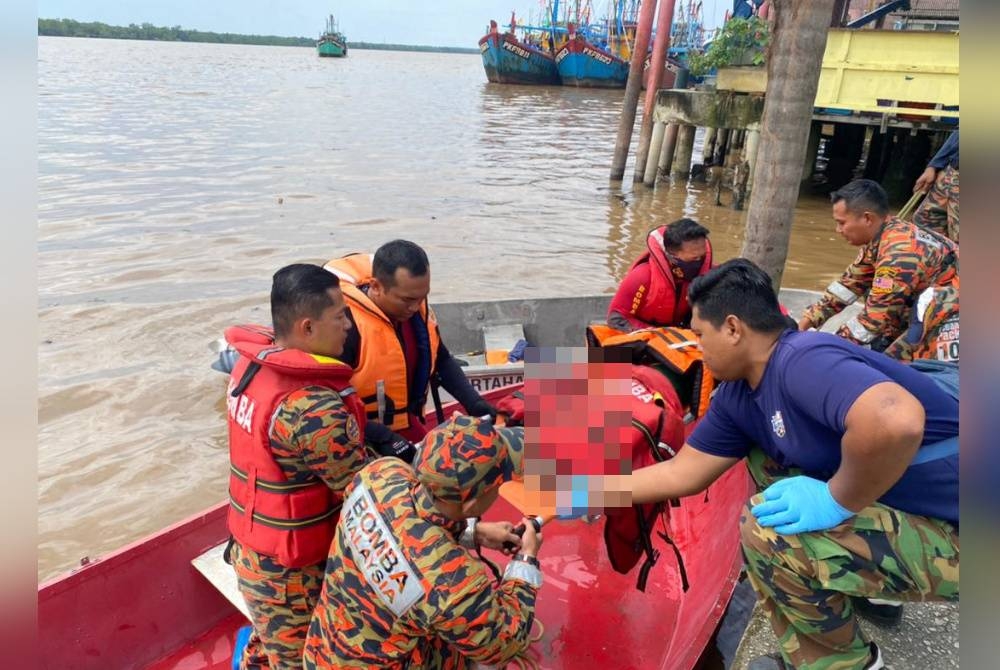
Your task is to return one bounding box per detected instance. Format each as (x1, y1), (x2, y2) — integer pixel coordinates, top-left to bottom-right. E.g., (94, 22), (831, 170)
(37, 18), (315, 47)
(37, 19), (481, 53)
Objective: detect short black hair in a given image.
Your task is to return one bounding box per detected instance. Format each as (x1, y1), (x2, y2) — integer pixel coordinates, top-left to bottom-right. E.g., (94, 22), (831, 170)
(662, 218), (710, 253)
(688, 258), (791, 333)
(830, 179), (889, 217)
(271, 264), (340, 339)
(372, 239), (429, 288)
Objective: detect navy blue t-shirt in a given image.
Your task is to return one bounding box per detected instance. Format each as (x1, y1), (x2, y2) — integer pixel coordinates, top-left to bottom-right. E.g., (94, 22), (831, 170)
(689, 330), (959, 523)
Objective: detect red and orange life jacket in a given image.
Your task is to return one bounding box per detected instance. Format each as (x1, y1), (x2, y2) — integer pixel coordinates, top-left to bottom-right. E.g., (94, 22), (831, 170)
(586, 324), (715, 420)
(226, 324), (366, 567)
(626, 226), (713, 327)
(324, 254), (441, 433)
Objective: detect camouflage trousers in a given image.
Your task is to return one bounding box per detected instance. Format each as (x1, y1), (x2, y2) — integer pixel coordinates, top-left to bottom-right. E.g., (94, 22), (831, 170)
(741, 450), (959, 670)
(913, 165), (959, 243)
(231, 541), (325, 670)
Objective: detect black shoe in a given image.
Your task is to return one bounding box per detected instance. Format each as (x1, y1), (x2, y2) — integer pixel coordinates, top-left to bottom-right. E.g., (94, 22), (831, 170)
(747, 642), (884, 670)
(853, 596), (904, 627)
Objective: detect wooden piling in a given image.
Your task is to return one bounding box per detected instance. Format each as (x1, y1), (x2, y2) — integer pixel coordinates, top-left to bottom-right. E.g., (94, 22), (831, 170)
(609, 0), (659, 181)
(633, 0), (677, 183)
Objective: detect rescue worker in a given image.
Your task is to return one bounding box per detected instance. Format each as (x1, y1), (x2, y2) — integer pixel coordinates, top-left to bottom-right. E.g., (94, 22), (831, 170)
(628, 259), (959, 670)
(798, 179), (958, 352)
(912, 130), (959, 242)
(225, 264), (370, 670)
(325, 240), (497, 463)
(884, 279), (959, 363)
(303, 415), (542, 669)
(607, 218), (713, 332)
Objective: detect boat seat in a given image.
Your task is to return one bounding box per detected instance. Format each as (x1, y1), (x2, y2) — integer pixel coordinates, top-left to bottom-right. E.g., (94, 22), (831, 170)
(191, 541), (251, 620)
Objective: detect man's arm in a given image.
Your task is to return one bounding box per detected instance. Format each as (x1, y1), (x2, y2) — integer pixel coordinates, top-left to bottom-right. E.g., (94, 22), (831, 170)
(914, 132), (958, 192)
(607, 264), (653, 332)
(836, 234), (918, 347)
(630, 445), (740, 505)
(800, 246), (875, 330)
(430, 552), (539, 666)
(435, 341), (495, 417)
(828, 381), (924, 512)
(276, 387), (368, 491)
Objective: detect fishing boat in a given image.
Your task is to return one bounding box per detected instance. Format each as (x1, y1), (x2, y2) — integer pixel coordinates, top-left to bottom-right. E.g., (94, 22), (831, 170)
(555, 19), (632, 88)
(478, 12), (562, 85)
(317, 14), (347, 58)
(39, 290), (843, 670)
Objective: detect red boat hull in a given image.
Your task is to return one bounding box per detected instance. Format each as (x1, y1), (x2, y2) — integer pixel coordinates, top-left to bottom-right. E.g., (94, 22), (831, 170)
(38, 387), (752, 670)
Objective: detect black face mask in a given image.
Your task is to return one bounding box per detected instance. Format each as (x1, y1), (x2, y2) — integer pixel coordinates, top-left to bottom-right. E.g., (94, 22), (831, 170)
(670, 257), (704, 282)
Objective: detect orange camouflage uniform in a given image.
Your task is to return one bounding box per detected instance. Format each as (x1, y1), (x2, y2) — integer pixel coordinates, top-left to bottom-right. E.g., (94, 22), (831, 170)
(234, 386), (369, 670)
(884, 282), (959, 363)
(913, 164), (959, 243)
(801, 217), (958, 352)
(303, 455), (539, 670)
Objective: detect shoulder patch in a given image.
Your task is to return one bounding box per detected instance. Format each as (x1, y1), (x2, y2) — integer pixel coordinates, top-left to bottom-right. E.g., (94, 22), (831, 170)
(871, 266), (898, 295)
(342, 484), (425, 617)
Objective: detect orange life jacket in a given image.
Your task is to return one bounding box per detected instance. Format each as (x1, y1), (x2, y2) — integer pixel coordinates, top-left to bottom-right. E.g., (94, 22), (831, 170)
(586, 324), (715, 419)
(226, 325), (366, 568)
(324, 254), (441, 432)
(626, 227), (713, 327)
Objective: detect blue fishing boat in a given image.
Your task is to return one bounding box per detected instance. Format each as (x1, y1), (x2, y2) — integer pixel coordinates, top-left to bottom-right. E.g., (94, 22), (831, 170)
(478, 12), (561, 86)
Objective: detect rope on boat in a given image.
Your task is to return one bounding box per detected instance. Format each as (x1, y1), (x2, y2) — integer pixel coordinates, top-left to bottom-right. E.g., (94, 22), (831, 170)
(504, 618), (546, 670)
(897, 189), (927, 222)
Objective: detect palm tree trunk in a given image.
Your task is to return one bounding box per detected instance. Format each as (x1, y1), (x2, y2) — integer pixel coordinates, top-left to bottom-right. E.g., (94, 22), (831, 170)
(739, 0), (835, 288)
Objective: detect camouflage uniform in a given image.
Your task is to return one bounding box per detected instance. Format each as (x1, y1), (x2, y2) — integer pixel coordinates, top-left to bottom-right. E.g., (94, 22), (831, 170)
(235, 387), (369, 670)
(741, 450), (960, 670)
(303, 416), (535, 670)
(800, 217), (958, 352)
(913, 166), (959, 244)
(884, 283), (959, 363)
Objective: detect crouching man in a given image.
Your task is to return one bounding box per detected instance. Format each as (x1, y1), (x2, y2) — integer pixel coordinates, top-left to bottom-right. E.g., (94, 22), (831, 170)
(304, 415), (543, 669)
(630, 259), (959, 670)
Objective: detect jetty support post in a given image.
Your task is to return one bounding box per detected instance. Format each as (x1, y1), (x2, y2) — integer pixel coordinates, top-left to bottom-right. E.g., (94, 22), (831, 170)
(657, 123), (679, 179)
(671, 124), (696, 179)
(609, 0), (659, 180)
(643, 121), (667, 185)
(634, 0), (677, 183)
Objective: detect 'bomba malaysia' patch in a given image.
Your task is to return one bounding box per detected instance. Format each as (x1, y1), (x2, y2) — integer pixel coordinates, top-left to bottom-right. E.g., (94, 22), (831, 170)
(342, 485), (424, 617)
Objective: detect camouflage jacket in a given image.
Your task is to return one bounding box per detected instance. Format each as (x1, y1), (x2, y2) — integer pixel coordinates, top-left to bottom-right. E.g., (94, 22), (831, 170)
(884, 283), (959, 363)
(802, 217), (958, 350)
(304, 458), (540, 669)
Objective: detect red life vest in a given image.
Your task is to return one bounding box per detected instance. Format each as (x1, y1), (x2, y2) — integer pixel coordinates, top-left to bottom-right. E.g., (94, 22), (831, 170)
(602, 364), (689, 592)
(226, 324), (366, 568)
(628, 226), (713, 327)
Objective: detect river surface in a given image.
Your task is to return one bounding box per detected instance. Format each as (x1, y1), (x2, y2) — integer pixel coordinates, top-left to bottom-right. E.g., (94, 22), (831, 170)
(37, 36), (855, 580)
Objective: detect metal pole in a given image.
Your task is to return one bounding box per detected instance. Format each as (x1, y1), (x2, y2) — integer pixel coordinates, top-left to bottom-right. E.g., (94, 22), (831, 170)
(609, 0), (659, 180)
(633, 0), (677, 183)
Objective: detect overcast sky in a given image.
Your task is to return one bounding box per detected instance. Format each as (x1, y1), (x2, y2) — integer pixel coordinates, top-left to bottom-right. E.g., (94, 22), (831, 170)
(37, 0), (731, 48)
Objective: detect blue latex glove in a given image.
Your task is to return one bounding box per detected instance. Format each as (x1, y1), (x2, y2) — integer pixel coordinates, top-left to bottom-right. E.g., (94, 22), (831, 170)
(750, 476), (854, 535)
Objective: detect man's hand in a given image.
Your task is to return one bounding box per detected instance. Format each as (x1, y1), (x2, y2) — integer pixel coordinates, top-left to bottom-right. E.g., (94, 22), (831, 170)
(519, 516), (543, 557)
(914, 166), (937, 193)
(373, 433), (417, 464)
(796, 315), (813, 331)
(751, 476), (854, 535)
(474, 521), (521, 554)
(466, 399), (498, 420)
